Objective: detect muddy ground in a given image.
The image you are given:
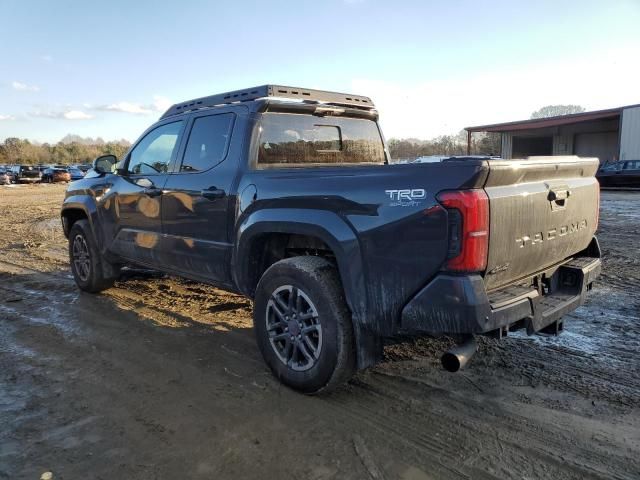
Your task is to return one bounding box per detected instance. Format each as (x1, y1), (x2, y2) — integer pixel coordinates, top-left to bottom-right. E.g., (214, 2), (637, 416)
(0, 183), (638, 480)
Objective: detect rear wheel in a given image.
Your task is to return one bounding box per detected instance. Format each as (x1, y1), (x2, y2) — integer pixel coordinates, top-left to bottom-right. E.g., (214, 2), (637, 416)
(254, 256), (356, 394)
(68, 219), (119, 292)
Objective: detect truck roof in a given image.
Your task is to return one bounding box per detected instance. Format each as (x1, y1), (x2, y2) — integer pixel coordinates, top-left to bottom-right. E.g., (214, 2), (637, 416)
(160, 85), (375, 120)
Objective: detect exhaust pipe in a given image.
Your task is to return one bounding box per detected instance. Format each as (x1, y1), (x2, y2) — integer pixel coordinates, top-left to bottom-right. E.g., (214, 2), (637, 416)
(441, 337), (478, 372)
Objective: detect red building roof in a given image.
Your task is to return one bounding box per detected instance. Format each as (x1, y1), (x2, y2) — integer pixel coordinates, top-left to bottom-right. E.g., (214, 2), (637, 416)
(465, 104), (640, 133)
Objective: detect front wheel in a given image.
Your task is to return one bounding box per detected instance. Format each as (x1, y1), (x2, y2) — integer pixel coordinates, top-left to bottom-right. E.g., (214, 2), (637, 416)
(68, 219), (119, 292)
(253, 256), (356, 394)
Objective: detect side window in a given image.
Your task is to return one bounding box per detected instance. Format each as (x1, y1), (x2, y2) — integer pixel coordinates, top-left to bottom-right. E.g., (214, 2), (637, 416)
(624, 160), (640, 170)
(127, 121), (184, 175)
(180, 113), (234, 172)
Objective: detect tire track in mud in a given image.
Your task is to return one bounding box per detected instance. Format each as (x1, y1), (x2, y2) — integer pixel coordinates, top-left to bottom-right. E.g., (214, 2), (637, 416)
(0, 258), (70, 278)
(105, 276), (254, 331)
(324, 385), (477, 480)
(347, 370), (638, 480)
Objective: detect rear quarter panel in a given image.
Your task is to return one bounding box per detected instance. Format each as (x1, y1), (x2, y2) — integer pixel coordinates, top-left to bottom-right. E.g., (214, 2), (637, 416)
(237, 161), (487, 335)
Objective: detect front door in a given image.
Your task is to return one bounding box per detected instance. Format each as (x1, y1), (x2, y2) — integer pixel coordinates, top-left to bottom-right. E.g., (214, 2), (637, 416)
(161, 110), (239, 285)
(109, 120), (185, 267)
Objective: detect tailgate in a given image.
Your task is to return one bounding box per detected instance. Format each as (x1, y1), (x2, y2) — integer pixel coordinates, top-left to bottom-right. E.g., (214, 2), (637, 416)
(21, 168), (40, 178)
(483, 156), (599, 291)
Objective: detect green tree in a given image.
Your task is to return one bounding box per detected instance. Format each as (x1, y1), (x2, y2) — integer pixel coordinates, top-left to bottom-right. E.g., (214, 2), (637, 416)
(530, 105), (586, 119)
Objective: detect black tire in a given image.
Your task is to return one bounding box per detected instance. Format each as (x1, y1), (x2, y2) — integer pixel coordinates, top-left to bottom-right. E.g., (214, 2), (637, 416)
(68, 219), (119, 293)
(254, 256), (356, 394)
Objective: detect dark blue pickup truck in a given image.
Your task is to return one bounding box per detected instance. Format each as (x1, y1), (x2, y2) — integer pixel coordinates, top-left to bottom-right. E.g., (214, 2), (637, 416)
(61, 85), (601, 393)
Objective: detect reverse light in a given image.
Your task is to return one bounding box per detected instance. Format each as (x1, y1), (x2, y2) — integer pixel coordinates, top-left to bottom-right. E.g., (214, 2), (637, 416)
(437, 189), (489, 272)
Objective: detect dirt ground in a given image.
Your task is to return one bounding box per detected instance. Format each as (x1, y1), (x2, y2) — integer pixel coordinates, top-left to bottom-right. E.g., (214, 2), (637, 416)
(0, 183), (638, 480)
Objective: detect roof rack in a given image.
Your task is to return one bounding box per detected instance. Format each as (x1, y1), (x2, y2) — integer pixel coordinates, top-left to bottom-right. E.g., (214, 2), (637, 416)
(160, 84), (375, 119)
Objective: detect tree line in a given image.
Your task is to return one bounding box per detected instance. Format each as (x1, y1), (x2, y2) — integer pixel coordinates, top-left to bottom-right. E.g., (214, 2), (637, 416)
(0, 136), (131, 165)
(388, 131), (501, 161)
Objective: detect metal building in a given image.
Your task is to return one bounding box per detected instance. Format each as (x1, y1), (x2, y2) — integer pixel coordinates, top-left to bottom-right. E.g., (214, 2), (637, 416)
(466, 104), (640, 163)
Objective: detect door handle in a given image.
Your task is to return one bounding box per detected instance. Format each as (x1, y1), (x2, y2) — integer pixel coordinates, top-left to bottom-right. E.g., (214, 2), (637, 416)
(201, 187), (225, 200)
(144, 187), (163, 197)
(547, 184), (570, 211)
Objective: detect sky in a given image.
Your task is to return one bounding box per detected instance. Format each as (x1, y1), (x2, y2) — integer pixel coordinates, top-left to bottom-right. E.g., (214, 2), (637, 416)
(1, 0), (640, 143)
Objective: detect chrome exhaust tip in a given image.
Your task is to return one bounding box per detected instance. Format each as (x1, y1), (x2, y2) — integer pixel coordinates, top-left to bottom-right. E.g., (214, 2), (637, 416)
(441, 337), (478, 372)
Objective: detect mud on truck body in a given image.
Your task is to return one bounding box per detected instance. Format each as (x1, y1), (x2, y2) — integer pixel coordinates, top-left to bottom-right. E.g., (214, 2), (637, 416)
(61, 85), (601, 393)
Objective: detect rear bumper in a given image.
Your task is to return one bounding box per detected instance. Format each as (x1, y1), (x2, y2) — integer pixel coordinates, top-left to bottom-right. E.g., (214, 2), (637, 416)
(400, 254), (601, 336)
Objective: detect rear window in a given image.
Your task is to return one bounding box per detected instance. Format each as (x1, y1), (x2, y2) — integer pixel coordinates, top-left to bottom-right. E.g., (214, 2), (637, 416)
(256, 113), (386, 168)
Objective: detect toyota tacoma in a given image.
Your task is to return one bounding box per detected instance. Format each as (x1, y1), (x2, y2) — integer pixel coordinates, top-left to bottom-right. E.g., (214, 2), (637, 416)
(61, 85), (602, 393)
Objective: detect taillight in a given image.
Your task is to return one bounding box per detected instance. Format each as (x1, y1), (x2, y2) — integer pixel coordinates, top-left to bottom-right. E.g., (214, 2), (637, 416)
(595, 184), (600, 231)
(437, 189), (489, 272)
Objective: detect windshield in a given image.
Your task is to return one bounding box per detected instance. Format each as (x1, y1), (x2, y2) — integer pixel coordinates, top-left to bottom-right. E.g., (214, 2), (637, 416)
(256, 112), (386, 168)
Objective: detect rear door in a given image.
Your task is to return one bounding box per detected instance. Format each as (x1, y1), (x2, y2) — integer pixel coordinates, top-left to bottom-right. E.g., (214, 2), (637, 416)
(160, 106), (244, 286)
(482, 156), (599, 291)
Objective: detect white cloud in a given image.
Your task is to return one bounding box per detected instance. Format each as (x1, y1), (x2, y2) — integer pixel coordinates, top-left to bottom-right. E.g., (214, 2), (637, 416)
(352, 45), (640, 139)
(0, 114), (15, 121)
(64, 110), (93, 120)
(30, 109), (93, 120)
(12, 81), (40, 92)
(102, 101), (152, 115)
(95, 95), (172, 115)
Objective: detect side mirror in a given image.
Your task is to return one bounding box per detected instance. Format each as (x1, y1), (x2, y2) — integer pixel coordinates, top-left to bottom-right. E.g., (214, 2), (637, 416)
(93, 155), (117, 174)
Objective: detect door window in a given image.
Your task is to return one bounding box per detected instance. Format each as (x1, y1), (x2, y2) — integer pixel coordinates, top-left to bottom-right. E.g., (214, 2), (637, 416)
(127, 121), (184, 175)
(180, 113), (234, 172)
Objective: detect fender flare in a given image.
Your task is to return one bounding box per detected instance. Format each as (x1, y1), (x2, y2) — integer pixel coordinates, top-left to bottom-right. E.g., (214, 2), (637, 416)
(233, 208), (380, 367)
(233, 208), (365, 316)
(61, 196), (100, 244)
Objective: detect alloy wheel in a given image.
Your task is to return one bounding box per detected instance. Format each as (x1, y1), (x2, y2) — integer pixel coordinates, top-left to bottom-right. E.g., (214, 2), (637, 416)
(72, 234), (91, 282)
(265, 285), (323, 371)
